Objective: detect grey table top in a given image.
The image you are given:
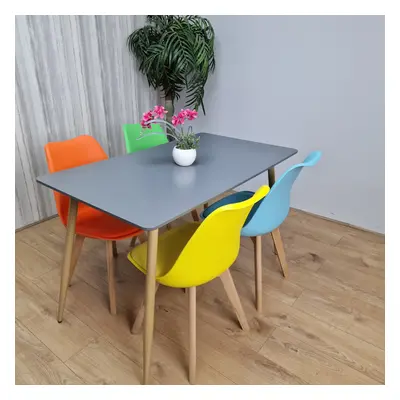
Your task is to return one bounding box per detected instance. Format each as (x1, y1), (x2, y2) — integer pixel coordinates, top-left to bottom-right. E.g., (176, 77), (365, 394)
(37, 133), (297, 230)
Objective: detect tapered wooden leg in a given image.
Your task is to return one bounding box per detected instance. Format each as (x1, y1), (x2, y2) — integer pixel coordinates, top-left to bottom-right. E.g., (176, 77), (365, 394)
(112, 240), (118, 257)
(268, 167), (276, 187)
(131, 283), (160, 334)
(57, 198), (78, 323)
(272, 240), (278, 255)
(130, 236), (137, 247)
(143, 229), (159, 385)
(203, 202), (209, 210)
(219, 269), (250, 331)
(106, 241), (117, 315)
(68, 234), (85, 286)
(138, 232), (148, 244)
(188, 286), (196, 384)
(191, 209), (200, 222)
(254, 235), (262, 313)
(267, 168), (278, 255)
(271, 228), (289, 277)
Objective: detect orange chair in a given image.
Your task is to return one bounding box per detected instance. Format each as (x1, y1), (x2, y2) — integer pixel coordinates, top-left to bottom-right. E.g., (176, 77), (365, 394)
(45, 135), (144, 314)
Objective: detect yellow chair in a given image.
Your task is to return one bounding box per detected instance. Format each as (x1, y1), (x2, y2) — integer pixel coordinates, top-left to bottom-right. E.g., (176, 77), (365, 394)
(127, 185), (270, 384)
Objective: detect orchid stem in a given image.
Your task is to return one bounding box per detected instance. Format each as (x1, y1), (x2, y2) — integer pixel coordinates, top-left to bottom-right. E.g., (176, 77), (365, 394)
(136, 131), (177, 141)
(149, 119), (178, 135)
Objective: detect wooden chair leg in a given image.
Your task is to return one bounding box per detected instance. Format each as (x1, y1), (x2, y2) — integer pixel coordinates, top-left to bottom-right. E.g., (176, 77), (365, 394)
(130, 236), (136, 247)
(138, 232), (148, 244)
(271, 228), (288, 277)
(188, 286), (196, 384)
(253, 235), (262, 313)
(106, 241), (117, 315)
(191, 209), (200, 222)
(131, 283), (160, 334)
(68, 234), (85, 286)
(272, 240), (277, 255)
(112, 240), (118, 257)
(219, 269), (250, 331)
(203, 202), (209, 210)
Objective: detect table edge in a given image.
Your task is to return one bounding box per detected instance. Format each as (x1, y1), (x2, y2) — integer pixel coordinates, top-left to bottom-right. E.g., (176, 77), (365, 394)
(36, 147), (298, 231)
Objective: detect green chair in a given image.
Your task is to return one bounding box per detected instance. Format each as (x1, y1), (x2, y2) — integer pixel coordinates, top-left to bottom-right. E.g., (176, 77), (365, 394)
(123, 123), (168, 154)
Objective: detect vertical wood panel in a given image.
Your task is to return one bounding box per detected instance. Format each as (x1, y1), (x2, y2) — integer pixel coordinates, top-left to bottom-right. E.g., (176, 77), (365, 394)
(15, 15), (158, 229)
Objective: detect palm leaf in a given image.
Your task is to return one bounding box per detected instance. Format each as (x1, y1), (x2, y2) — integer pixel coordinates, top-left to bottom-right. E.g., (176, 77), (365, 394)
(127, 15), (216, 113)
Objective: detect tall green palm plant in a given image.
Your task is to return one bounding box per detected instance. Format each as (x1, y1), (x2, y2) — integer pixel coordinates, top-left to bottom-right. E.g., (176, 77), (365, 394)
(127, 15), (216, 123)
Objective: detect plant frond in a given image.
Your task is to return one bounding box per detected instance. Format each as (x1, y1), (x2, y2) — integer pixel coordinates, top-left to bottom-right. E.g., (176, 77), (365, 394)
(127, 15), (216, 114)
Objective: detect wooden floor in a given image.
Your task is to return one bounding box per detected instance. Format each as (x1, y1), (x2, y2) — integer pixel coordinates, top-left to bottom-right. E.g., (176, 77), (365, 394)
(15, 208), (385, 385)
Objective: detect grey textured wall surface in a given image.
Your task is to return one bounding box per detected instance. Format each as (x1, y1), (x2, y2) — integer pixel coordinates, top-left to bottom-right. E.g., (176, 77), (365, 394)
(186, 15), (385, 233)
(15, 15), (158, 228)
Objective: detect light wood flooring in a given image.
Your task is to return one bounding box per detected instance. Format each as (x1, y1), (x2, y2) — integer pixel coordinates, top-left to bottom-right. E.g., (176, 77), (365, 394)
(15, 208), (385, 385)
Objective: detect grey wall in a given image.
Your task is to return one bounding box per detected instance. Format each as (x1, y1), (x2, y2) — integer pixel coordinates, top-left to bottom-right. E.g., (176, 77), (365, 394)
(15, 15), (158, 229)
(189, 16), (385, 233)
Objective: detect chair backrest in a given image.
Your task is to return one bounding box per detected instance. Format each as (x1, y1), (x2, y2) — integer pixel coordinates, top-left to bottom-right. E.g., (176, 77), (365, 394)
(242, 151), (322, 237)
(161, 186), (270, 288)
(123, 123), (168, 154)
(44, 135), (108, 225)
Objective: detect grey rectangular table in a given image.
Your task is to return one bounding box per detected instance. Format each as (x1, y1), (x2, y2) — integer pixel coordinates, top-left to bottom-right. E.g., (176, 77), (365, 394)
(37, 132), (297, 384)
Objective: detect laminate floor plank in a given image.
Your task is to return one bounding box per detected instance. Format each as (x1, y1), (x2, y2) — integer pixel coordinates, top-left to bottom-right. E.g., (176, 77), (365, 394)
(15, 209), (385, 385)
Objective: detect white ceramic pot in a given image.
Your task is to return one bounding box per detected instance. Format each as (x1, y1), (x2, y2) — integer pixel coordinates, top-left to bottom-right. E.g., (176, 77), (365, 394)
(172, 146), (197, 167)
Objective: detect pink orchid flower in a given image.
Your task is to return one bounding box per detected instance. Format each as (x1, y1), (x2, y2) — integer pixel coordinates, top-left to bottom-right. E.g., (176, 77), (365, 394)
(141, 111), (154, 128)
(142, 111), (153, 121)
(153, 105), (168, 119)
(171, 115), (180, 127)
(176, 110), (186, 124)
(141, 121), (150, 129)
(141, 106), (198, 130)
(185, 109), (198, 121)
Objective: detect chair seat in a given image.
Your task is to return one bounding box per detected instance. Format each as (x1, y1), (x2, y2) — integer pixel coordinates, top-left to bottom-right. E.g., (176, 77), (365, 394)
(127, 222), (200, 281)
(73, 204), (142, 240)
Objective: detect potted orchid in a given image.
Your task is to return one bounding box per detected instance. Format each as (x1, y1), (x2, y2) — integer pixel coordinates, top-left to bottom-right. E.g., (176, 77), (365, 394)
(140, 105), (200, 167)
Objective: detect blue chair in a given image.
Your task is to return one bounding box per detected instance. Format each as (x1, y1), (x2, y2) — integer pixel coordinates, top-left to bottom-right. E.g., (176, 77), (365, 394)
(201, 151), (322, 312)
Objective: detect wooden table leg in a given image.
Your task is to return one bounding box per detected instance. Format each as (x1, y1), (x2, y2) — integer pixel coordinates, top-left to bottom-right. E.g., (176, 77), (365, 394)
(191, 209), (200, 222)
(68, 234), (85, 287)
(268, 167), (278, 255)
(268, 167), (276, 187)
(143, 229), (159, 384)
(57, 198), (78, 323)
